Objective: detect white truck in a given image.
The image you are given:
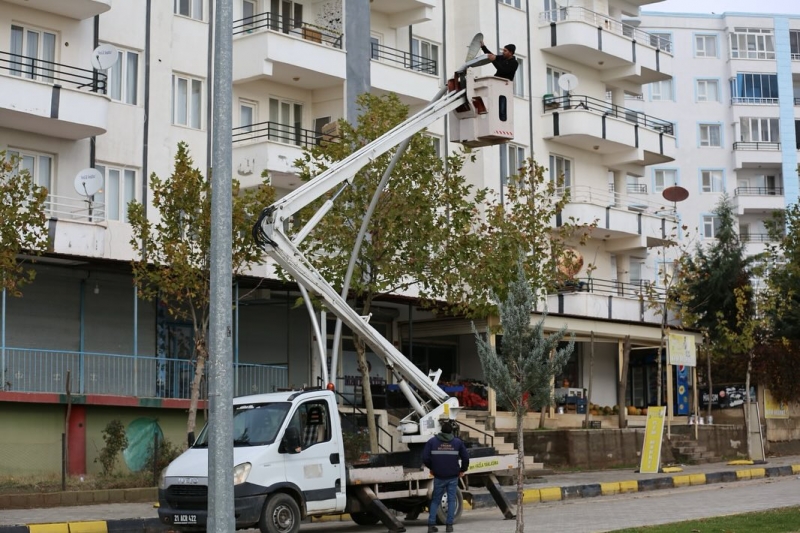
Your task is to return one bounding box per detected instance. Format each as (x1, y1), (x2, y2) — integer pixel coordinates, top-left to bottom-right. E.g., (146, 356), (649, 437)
(158, 54), (519, 533)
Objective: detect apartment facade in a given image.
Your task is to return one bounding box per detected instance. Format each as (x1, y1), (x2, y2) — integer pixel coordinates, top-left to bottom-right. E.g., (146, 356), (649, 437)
(1, 0), (682, 476)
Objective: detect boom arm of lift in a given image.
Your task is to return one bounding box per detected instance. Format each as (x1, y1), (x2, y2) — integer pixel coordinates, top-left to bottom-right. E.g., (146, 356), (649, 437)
(253, 56), (497, 437)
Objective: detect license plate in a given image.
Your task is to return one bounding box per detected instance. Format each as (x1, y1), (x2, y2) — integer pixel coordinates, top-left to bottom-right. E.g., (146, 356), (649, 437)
(173, 514), (198, 525)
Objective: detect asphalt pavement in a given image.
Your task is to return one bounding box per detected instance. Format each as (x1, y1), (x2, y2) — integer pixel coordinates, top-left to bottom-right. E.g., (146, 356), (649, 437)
(2, 455), (799, 530)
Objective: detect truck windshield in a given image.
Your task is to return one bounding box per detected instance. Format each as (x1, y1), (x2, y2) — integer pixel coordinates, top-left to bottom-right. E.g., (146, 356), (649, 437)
(193, 402), (291, 447)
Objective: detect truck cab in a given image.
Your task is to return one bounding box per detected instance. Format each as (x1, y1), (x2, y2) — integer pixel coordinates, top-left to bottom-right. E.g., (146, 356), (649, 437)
(158, 389), (346, 532)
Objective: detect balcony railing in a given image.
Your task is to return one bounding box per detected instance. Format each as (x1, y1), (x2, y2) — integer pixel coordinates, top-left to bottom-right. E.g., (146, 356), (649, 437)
(559, 185), (678, 218)
(735, 186), (784, 196)
(371, 42), (437, 75)
(232, 12), (343, 48)
(741, 233), (778, 242)
(232, 121), (333, 148)
(542, 94), (674, 135)
(1, 347), (288, 399)
(0, 51), (106, 93)
(731, 97), (778, 105)
(552, 277), (666, 300)
(733, 142), (781, 151)
(47, 194), (106, 223)
(539, 6), (673, 53)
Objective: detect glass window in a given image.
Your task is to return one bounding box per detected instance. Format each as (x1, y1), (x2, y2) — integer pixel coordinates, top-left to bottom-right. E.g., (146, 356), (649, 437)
(699, 124), (721, 147)
(8, 149), (52, 192)
(730, 28), (775, 60)
(703, 215), (722, 238)
(546, 66), (568, 97)
(239, 100), (256, 133)
(654, 169), (676, 193)
(500, 144), (525, 186)
(701, 170), (723, 193)
(731, 73), (779, 103)
(548, 154), (571, 190)
(500, 0), (522, 8)
(10, 24), (57, 82)
(740, 117), (779, 143)
(695, 34), (717, 57)
(650, 79), (673, 101)
(649, 32), (672, 52)
(176, 0), (203, 20)
(269, 97), (304, 146)
(411, 37), (439, 75)
(104, 47), (139, 104)
(94, 164), (138, 222)
(514, 57), (525, 97)
(791, 30), (800, 59)
(172, 74), (203, 129)
(696, 79), (718, 102)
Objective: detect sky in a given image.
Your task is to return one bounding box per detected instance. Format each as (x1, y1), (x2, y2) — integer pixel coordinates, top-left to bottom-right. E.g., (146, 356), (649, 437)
(643, 0), (800, 16)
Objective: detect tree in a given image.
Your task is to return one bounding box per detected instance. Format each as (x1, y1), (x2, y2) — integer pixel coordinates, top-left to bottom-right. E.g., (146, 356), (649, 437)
(294, 93), (487, 452)
(128, 142), (274, 440)
(473, 262), (573, 533)
(0, 150), (49, 297)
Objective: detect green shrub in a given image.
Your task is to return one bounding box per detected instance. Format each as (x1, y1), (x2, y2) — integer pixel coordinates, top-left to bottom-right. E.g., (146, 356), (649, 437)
(96, 420), (128, 476)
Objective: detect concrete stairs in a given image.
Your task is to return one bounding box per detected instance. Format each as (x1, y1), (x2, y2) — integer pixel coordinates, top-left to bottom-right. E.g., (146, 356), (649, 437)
(669, 436), (719, 465)
(456, 410), (543, 472)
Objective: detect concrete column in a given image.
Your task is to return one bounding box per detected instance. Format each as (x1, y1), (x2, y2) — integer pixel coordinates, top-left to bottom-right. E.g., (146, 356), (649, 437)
(345, 0), (371, 124)
(616, 254), (631, 294)
(612, 170), (625, 202)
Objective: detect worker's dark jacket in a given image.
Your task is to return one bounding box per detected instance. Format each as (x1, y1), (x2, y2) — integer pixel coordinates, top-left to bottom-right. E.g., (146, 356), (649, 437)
(480, 45), (519, 81)
(422, 432), (470, 479)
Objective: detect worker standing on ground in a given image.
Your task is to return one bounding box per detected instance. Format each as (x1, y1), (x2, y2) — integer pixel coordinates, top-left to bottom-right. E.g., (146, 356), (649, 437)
(422, 419), (470, 533)
(480, 41), (518, 81)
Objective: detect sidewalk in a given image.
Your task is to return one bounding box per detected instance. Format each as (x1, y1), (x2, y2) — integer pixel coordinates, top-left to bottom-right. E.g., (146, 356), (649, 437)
(2, 455), (799, 531)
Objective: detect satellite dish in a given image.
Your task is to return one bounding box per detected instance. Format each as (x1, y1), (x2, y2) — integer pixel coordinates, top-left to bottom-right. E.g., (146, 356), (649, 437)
(90, 43), (118, 70)
(466, 32), (484, 61)
(558, 73), (579, 93)
(662, 185), (689, 203)
(74, 168), (104, 197)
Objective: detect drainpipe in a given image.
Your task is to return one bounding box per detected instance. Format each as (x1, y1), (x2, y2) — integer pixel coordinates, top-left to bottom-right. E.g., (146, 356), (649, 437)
(79, 279), (86, 394)
(133, 284), (138, 397)
(142, 0), (151, 224)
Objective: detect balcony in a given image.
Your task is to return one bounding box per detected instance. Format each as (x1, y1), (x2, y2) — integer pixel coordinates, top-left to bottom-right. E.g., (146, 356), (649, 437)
(232, 12), (345, 88)
(555, 185), (678, 251)
(732, 97), (778, 105)
(0, 347), (287, 400)
(4, 0), (110, 20)
(733, 142), (782, 169)
(545, 278), (672, 325)
(370, 43), (440, 104)
(542, 94), (676, 168)
(732, 187), (785, 215)
(370, 0), (436, 27)
(0, 52), (108, 139)
(538, 7), (672, 88)
(742, 233), (779, 258)
(232, 121), (329, 190)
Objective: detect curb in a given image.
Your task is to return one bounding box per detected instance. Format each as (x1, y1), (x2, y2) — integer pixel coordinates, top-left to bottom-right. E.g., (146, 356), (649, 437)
(0, 519), (166, 533)
(467, 463), (800, 509)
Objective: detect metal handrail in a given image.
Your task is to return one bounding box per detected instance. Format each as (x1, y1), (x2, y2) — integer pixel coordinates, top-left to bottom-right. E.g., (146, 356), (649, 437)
(46, 193), (106, 222)
(333, 389), (393, 454)
(0, 50), (106, 93)
(232, 12), (343, 48)
(539, 6), (673, 53)
(733, 142), (780, 151)
(558, 184), (678, 217)
(455, 418), (494, 448)
(556, 277), (667, 299)
(371, 42), (437, 75)
(627, 184), (648, 194)
(741, 233), (778, 242)
(731, 97), (778, 105)
(232, 120), (332, 148)
(542, 93), (674, 135)
(735, 186), (784, 196)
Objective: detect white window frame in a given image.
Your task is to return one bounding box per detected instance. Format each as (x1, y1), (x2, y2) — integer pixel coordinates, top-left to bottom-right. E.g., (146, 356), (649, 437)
(653, 169), (676, 193)
(546, 66), (568, 97)
(411, 37), (439, 76)
(242, 0), (257, 29)
(269, 97), (304, 146)
(175, 0), (204, 20)
(7, 148), (53, 192)
(740, 117), (779, 143)
(500, 0), (522, 8)
(649, 32), (672, 53)
(501, 144), (526, 185)
(103, 46), (139, 105)
(548, 153), (572, 190)
(696, 79), (719, 102)
(10, 23), (57, 82)
(94, 164), (137, 222)
(172, 74), (204, 129)
(695, 34), (717, 58)
(239, 99), (257, 133)
(426, 134), (443, 159)
(703, 215), (722, 238)
(701, 170), (724, 193)
(699, 124), (721, 147)
(729, 28), (775, 60)
(791, 30), (800, 60)
(513, 56), (525, 97)
(650, 79), (673, 101)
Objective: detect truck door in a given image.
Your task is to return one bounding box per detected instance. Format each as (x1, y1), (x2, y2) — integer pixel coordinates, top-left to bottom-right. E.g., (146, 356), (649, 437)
(283, 398), (345, 513)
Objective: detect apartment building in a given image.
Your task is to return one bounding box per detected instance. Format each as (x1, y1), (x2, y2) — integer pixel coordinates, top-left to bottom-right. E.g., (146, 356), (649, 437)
(632, 10), (799, 262)
(1, 0), (682, 476)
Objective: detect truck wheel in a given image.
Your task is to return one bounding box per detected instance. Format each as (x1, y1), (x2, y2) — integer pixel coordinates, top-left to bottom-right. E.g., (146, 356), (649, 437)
(259, 493), (301, 533)
(435, 487), (463, 525)
(350, 511), (381, 526)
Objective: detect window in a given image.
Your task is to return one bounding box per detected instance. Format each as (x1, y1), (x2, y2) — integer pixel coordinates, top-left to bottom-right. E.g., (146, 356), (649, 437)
(103, 47), (139, 104)
(172, 74), (203, 128)
(703, 215), (722, 238)
(699, 124), (721, 147)
(269, 97), (303, 145)
(741, 117), (779, 142)
(242, 0), (257, 29)
(731, 73), (779, 102)
(546, 66), (568, 97)
(7, 149), (52, 192)
(95, 164), (137, 222)
(500, 0), (522, 8)
(10, 24), (57, 82)
(501, 144), (525, 185)
(513, 57), (524, 97)
(649, 32), (672, 53)
(313, 116), (331, 144)
(370, 36), (380, 60)
(427, 134), (443, 159)
(411, 37), (439, 75)
(695, 34), (717, 57)
(543, 0), (566, 21)
(653, 169), (677, 193)
(270, 0), (303, 32)
(175, 0), (203, 20)
(650, 79), (673, 101)
(729, 28), (775, 60)
(696, 79), (719, 102)
(792, 30), (800, 60)
(239, 100), (256, 133)
(548, 154), (571, 189)
(701, 170), (723, 193)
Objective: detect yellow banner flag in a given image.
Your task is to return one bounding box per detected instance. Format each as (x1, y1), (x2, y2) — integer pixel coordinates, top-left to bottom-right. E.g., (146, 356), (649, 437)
(639, 406), (667, 474)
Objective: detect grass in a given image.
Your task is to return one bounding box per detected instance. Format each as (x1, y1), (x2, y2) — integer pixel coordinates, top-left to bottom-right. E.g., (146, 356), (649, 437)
(611, 506), (800, 532)
(0, 473), (157, 494)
